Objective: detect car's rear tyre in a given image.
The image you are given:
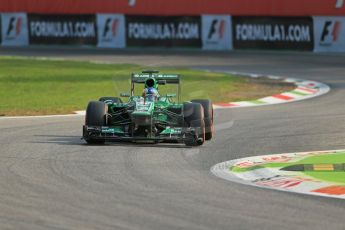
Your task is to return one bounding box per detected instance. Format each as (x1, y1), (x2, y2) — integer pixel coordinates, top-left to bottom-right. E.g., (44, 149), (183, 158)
(85, 101), (108, 144)
(191, 99), (214, 140)
(183, 103), (205, 146)
(99, 97), (122, 104)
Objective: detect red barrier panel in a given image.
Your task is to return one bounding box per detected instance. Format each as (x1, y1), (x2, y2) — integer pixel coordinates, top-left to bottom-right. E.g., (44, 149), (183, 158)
(0, 0), (344, 16)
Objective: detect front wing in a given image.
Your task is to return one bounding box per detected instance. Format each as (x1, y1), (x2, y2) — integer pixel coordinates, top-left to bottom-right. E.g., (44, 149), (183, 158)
(82, 125), (200, 143)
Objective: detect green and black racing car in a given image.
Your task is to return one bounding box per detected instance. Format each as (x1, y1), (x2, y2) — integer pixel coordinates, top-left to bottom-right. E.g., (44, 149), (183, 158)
(82, 70), (214, 146)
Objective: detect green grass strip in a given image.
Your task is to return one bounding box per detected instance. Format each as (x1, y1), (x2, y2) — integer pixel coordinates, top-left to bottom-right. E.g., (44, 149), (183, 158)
(0, 57), (245, 115)
(296, 152), (345, 184)
(0, 56), (295, 116)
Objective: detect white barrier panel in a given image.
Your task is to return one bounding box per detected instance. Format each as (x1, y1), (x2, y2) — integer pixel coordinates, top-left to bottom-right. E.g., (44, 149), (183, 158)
(314, 16), (345, 52)
(1, 13), (29, 46)
(202, 15), (232, 50)
(97, 14), (126, 48)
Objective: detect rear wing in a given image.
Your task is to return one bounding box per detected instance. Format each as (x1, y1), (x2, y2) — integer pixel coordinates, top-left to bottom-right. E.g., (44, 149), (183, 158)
(131, 73), (180, 84)
(130, 72), (181, 102)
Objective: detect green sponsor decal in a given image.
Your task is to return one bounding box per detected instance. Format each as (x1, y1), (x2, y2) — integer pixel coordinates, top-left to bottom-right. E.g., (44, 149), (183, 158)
(101, 127), (124, 134)
(160, 127), (182, 135)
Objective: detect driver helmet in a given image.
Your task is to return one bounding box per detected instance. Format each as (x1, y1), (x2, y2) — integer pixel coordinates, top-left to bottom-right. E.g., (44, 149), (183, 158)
(144, 87), (159, 101)
(143, 78), (159, 101)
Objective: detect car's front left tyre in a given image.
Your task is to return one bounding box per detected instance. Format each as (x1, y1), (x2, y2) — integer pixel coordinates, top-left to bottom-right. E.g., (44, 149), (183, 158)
(183, 102), (205, 146)
(191, 99), (214, 140)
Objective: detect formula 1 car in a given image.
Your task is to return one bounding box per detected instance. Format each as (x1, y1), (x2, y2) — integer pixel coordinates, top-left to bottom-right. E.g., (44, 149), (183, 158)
(82, 70), (214, 146)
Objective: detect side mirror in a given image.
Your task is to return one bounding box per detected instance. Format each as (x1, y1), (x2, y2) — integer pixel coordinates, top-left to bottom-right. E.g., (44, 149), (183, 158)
(166, 93), (176, 98)
(120, 92), (130, 97)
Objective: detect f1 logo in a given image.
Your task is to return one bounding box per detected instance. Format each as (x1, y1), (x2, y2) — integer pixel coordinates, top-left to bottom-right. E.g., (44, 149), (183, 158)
(128, 0), (136, 6)
(207, 19), (225, 40)
(103, 18), (119, 39)
(6, 16), (22, 39)
(320, 20), (341, 45)
(335, 0), (344, 8)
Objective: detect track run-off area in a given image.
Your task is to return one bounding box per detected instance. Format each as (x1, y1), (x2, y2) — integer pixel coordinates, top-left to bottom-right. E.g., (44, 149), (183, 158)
(0, 47), (345, 230)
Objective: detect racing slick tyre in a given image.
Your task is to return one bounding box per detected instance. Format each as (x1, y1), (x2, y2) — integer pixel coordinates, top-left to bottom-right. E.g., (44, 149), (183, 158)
(191, 99), (214, 141)
(183, 103), (205, 146)
(85, 101), (108, 144)
(99, 97), (122, 104)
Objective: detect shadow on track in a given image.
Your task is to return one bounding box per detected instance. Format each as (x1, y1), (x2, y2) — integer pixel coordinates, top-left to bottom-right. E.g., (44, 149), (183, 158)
(33, 135), (192, 149)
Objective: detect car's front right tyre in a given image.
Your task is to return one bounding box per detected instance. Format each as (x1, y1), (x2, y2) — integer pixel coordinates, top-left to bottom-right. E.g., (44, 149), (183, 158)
(84, 101), (108, 144)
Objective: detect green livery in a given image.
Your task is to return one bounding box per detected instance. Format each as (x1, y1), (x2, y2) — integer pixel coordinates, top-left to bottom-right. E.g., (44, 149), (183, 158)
(83, 70), (214, 146)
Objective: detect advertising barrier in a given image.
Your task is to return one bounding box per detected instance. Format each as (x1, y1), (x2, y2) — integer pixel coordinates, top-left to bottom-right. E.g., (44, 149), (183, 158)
(125, 16), (201, 48)
(232, 17), (314, 51)
(313, 16), (345, 52)
(97, 14), (126, 48)
(28, 14), (97, 45)
(1, 13), (29, 46)
(202, 15), (232, 50)
(1, 12), (345, 52)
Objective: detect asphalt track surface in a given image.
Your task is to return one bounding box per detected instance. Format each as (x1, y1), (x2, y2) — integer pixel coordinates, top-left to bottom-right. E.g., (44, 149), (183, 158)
(1, 47), (345, 230)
